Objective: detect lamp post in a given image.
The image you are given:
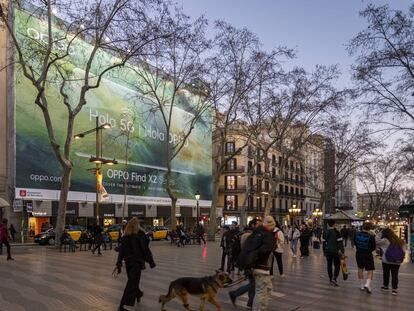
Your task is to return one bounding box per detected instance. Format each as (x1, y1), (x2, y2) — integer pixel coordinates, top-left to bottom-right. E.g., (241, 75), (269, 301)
(74, 116), (117, 225)
(288, 204), (301, 226)
(312, 208), (323, 225)
(195, 190), (201, 231)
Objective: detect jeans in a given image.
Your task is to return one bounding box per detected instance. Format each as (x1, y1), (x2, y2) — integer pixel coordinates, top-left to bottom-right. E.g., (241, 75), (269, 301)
(230, 274), (255, 306)
(290, 239), (298, 255)
(326, 253), (340, 281)
(382, 262), (400, 290)
(270, 252), (283, 276)
(253, 273), (272, 311)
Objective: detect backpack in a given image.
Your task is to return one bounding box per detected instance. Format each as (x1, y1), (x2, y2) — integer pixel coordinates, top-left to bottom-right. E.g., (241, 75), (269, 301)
(236, 232), (263, 270)
(385, 245), (405, 264)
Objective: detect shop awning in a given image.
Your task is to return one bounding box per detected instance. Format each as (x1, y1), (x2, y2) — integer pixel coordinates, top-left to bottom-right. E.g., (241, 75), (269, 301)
(0, 197), (10, 208)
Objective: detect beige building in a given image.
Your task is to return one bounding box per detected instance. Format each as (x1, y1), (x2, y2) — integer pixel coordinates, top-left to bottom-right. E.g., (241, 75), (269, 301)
(214, 123), (307, 227)
(357, 192), (400, 220)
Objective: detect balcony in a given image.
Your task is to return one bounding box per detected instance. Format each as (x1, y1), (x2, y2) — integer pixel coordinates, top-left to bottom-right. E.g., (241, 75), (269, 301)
(223, 165), (245, 174)
(219, 186), (247, 193)
(272, 161), (277, 167)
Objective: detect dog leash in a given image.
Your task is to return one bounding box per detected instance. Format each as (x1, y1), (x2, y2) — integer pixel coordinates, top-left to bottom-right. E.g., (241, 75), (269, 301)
(224, 276), (247, 288)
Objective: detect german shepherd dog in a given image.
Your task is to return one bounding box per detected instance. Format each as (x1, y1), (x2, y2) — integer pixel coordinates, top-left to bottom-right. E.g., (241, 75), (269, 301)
(159, 270), (233, 311)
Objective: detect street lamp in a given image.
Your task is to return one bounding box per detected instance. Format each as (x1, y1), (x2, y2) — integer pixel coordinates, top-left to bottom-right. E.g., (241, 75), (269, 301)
(74, 116), (117, 225)
(288, 204), (301, 226)
(312, 208), (323, 225)
(195, 191), (201, 243)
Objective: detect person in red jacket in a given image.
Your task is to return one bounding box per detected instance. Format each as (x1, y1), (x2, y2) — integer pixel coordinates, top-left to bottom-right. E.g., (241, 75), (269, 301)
(0, 218), (14, 260)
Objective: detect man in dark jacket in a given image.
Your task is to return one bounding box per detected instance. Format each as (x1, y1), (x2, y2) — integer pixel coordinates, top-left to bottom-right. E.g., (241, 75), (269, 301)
(91, 224), (103, 255)
(238, 216), (276, 311)
(340, 225), (349, 248)
(299, 223), (311, 258)
(323, 219), (344, 286)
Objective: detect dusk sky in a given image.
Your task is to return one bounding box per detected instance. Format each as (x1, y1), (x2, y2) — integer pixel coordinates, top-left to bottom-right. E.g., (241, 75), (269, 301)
(179, 0), (413, 87)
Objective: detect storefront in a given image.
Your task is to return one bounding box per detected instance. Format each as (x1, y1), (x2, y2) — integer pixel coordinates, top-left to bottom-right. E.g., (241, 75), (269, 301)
(99, 203), (116, 227)
(29, 201), (52, 236)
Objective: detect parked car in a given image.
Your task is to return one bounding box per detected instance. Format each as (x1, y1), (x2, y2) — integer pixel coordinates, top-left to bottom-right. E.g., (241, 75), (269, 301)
(34, 225), (85, 245)
(146, 226), (170, 241)
(34, 228), (55, 245)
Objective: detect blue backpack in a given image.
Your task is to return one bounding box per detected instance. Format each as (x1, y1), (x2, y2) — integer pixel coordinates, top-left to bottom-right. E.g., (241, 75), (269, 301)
(385, 245), (405, 264)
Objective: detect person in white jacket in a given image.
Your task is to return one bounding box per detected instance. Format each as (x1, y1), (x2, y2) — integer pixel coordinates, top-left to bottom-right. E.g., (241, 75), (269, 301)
(270, 220), (285, 277)
(288, 224), (300, 258)
(375, 228), (406, 296)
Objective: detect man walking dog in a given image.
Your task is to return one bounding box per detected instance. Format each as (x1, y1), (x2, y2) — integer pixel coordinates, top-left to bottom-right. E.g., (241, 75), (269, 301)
(237, 216), (276, 311)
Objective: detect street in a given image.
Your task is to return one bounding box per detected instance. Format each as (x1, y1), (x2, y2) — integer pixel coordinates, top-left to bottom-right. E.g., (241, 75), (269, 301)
(0, 241), (413, 311)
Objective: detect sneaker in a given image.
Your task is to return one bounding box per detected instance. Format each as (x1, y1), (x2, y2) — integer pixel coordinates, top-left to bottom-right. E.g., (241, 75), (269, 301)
(246, 303), (252, 310)
(364, 285), (372, 294)
(330, 279), (339, 287)
(292, 254), (297, 258)
(229, 292), (236, 307)
(392, 290), (398, 296)
(280, 274), (285, 278)
(381, 286), (389, 291)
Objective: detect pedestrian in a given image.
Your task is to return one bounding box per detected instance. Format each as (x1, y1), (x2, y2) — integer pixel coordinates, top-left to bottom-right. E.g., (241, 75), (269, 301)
(314, 225), (322, 243)
(299, 223), (311, 258)
(9, 223), (16, 242)
(223, 221), (239, 273)
(354, 222), (376, 294)
(220, 226), (230, 271)
(376, 228), (406, 296)
(323, 219), (344, 286)
(229, 219), (261, 309)
(270, 220), (285, 278)
(349, 225), (356, 248)
(115, 217), (156, 311)
(0, 218), (14, 260)
(288, 224), (300, 258)
(237, 216), (276, 311)
(60, 229), (76, 251)
(284, 225), (289, 244)
(119, 219), (128, 243)
(196, 223), (206, 245)
(340, 225), (349, 248)
(91, 224), (103, 255)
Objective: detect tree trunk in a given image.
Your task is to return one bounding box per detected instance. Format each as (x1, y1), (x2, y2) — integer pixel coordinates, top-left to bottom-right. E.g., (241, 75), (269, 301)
(170, 197), (177, 230)
(208, 176), (220, 241)
(55, 165), (72, 247)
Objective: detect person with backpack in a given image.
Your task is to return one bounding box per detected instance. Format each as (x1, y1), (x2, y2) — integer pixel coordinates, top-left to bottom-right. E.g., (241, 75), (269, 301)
(354, 222), (376, 294)
(270, 220), (285, 278)
(288, 224), (300, 258)
(323, 219), (344, 286)
(376, 228), (405, 296)
(229, 218), (262, 309)
(236, 216), (276, 311)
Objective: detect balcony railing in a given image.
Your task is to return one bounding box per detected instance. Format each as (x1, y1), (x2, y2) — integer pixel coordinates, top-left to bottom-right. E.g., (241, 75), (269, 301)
(223, 165), (245, 173)
(219, 186), (247, 193)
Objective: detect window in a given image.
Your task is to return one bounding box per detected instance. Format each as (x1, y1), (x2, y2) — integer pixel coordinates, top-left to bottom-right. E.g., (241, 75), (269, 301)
(248, 196), (254, 210)
(279, 185), (283, 193)
(225, 195), (238, 210)
(257, 164), (262, 174)
(300, 202), (303, 209)
(285, 200), (288, 209)
(272, 199), (275, 210)
(272, 155), (276, 163)
(225, 176), (237, 190)
(257, 180), (262, 192)
(248, 161), (253, 171)
(227, 158), (237, 170)
(296, 188), (299, 195)
(279, 199), (282, 210)
(250, 177), (254, 187)
(285, 185), (288, 193)
(301, 189), (304, 196)
(226, 142), (235, 153)
(265, 181), (269, 191)
(290, 187), (294, 194)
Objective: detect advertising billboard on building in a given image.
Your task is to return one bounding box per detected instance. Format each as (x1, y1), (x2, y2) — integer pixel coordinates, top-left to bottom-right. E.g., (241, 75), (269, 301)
(14, 6), (212, 207)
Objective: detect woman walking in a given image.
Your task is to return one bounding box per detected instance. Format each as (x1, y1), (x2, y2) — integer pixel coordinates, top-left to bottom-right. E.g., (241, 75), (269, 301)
(288, 224), (300, 258)
(115, 217), (156, 311)
(271, 220), (285, 277)
(376, 228), (405, 296)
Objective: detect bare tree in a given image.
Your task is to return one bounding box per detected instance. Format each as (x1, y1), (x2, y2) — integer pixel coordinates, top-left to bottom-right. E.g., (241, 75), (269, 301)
(348, 4), (414, 136)
(248, 65), (344, 216)
(0, 0), (169, 244)
(126, 9), (211, 229)
(303, 118), (378, 214)
(358, 154), (402, 220)
(207, 21), (293, 238)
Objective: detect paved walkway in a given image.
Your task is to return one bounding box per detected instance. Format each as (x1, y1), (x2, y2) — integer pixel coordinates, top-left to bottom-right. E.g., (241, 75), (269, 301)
(0, 241), (413, 311)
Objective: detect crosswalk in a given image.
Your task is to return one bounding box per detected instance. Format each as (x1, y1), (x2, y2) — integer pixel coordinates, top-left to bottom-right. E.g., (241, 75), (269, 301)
(0, 242), (412, 310)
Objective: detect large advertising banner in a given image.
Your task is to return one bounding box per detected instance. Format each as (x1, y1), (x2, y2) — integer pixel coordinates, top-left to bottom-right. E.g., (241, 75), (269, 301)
(14, 7), (212, 207)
